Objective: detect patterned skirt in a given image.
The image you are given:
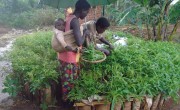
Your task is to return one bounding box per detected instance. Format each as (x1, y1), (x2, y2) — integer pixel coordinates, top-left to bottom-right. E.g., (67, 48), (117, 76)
(58, 60), (80, 101)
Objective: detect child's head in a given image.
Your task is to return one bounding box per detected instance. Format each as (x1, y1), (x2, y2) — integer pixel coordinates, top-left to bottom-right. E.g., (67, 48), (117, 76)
(54, 18), (65, 31)
(96, 17), (110, 34)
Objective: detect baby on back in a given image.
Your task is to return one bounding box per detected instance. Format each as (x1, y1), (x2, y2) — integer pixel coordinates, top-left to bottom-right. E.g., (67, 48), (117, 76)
(52, 18), (84, 52)
(52, 18), (75, 52)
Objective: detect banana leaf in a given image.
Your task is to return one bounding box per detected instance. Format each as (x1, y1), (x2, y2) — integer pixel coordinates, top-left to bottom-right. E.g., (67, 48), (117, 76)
(40, 0), (117, 8)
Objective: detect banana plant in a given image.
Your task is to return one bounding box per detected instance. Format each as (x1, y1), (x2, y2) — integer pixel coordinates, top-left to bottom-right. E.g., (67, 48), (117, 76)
(132, 0), (176, 41)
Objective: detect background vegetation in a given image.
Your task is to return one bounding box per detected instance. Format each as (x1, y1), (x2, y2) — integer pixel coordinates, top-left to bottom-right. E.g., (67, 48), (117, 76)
(0, 0), (179, 30)
(0, 0), (64, 29)
(106, 0), (180, 41)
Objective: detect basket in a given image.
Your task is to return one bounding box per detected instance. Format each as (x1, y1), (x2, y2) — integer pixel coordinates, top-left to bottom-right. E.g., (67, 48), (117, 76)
(81, 52), (106, 64)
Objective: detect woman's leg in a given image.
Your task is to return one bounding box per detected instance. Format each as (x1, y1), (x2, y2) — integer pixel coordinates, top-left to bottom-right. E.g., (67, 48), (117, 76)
(59, 60), (80, 108)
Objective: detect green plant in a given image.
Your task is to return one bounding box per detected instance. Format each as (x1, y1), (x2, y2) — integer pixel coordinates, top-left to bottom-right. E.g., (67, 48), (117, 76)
(68, 69), (105, 101)
(3, 30), (180, 109)
(169, 1), (180, 24)
(106, 0), (179, 41)
(2, 74), (22, 97)
(82, 44), (105, 61)
(5, 31), (59, 95)
(69, 31), (180, 106)
(40, 102), (48, 110)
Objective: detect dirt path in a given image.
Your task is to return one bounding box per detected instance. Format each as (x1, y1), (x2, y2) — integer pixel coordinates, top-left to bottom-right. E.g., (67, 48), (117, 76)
(0, 25), (12, 104)
(0, 25), (14, 110)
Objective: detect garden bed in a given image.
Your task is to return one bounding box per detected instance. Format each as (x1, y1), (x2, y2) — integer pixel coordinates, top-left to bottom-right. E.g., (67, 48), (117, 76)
(3, 30), (180, 110)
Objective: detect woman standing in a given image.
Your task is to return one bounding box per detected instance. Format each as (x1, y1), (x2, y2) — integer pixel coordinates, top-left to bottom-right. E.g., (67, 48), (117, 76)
(58, 0), (91, 109)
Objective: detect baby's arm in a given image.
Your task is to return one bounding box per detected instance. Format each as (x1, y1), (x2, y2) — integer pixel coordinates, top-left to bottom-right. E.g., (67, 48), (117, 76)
(55, 29), (73, 51)
(56, 30), (68, 47)
(99, 35), (114, 50)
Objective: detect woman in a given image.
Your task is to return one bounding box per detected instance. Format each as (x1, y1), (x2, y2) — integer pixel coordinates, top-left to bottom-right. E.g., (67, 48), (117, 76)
(58, 0), (91, 108)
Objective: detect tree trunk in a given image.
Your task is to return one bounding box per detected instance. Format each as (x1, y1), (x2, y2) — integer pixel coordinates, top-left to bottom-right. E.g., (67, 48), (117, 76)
(163, 0), (172, 41)
(162, 24), (168, 41)
(157, 0), (172, 41)
(157, 21), (162, 40)
(169, 19), (180, 41)
(146, 23), (151, 40)
(152, 25), (157, 41)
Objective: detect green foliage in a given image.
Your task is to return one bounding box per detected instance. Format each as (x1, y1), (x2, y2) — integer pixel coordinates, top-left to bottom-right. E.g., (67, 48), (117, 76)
(2, 74), (22, 97)
(0, 0), (39, 13)
(105, 0), (137, 25)
(68, 69), (105, 101)
(0, 0), (64, 29)
(40, 102), (48, 110)
(169, 1), (180, 24)
(133, 0), (150, 6)
(0, 7), (64, 29)
(69, 31), (180, 102)
(4, 31), (59, 95)
(3, 30), (180, 106)
(10, 8), (64, 29)
(82, 44), (105, 61)
(107, 0), (179, 41)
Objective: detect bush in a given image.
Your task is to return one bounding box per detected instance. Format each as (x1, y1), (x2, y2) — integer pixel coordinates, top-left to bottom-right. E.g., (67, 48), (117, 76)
(3, 31), (59, 95)
(69, 32), (180, 102)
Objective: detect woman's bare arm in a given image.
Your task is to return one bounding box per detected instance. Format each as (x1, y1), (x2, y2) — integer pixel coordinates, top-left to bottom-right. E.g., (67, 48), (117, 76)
(70, 18), (85, 46)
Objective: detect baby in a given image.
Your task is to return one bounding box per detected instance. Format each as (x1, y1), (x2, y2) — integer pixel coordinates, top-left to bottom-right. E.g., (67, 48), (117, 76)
(53, 18), (74, 51)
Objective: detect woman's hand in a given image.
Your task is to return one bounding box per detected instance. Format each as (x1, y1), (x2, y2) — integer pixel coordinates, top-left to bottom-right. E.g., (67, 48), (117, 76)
(109, 44), (114, 50)
(96, 47), (110, 56)
(102, 49), (110, 56)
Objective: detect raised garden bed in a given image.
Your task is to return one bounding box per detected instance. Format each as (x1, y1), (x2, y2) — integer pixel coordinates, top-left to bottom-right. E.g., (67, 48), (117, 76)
(3, 31), (180, 110)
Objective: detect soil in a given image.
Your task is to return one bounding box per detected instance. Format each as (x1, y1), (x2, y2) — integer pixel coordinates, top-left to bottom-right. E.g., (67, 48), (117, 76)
(0, 24), (179, 110)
